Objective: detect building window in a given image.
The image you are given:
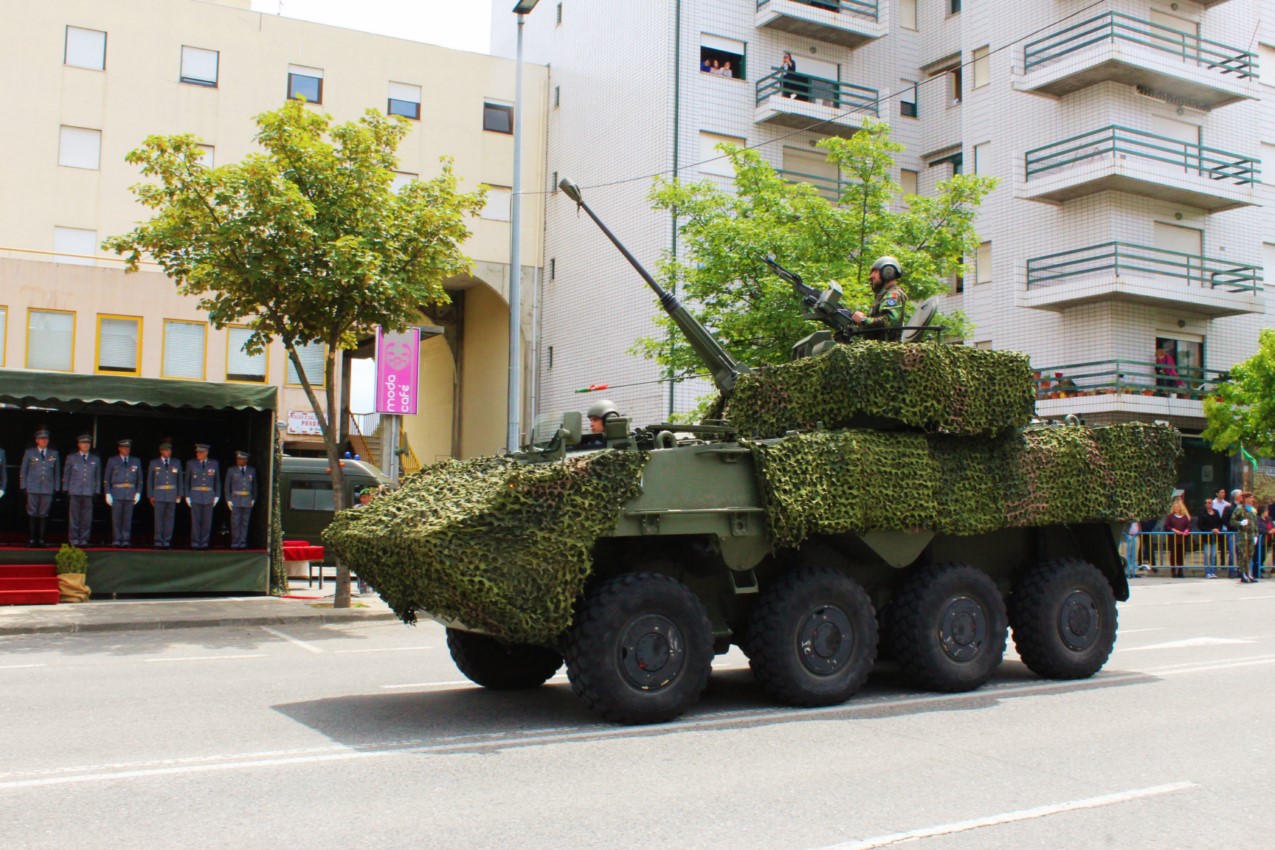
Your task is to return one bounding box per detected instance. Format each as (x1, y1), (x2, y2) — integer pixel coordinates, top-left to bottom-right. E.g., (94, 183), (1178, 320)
(975, 242), (992, 284)
(949, 0), (962, 14)
(480, 186), (512, 221)
(1260, 45), (1275, 86)
(196, 144), (215, 168)
(483, 102), (514, 134)
(899, 169), (918, 196)
(388, 82), (421, 120)
(952, 272), (964, 294)
(96, 315), (142, 376)
(949, 66), (963, 105)
(27, 310), (75, 372)
(900, 0), (917, 31)
(699, 131), (746, 178)
(162, 319), (206, 380)
(53, 226), (97, 266)
(549, 258), (556, 280)
(391, 171), (417, 192)
(287, 65), (323, 103)
(0, 306), (7, 367)
(58, 126), (101, 170)
(180, 46), (219, 86)
(929, 150), (963, 176)
(700, 34), (746, 79)
(973, 142), (989, 175)
(226, 326), (267, 383)
(556, 2), (562, 24)
(972, 46), (990, 89)
(286, 342), (327, 387)
(900, 81), (917, 117)
(64, 26), (106, 70)
(1156, 337), (1204, 391)
(551, 170), (558, 191)
(974, 340), (992, 350)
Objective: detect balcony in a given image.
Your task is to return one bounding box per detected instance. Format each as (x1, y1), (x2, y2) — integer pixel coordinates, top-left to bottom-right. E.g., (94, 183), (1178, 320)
(777, 168), (853, 201)
(1018, 13), (1257, 110)
(755, 0), (886, 48)
(1023, 242), (1264, 317)
(1020, 125), (1259, 210)
(755, 69), (878, 137)
(1032, 359), (1227, 427)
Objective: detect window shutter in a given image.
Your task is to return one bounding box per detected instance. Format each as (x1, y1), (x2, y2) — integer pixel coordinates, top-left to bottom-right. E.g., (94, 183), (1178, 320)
(163, 320), (205, 379)
(388, 82), (420, 103)
(28, 312), (74, 371)
(59, 127), (101, 169)
(227, 327), (266, 381)
(98, 317), (139, 372)
(286, 342), (326, 386)
(181, 46), (219, 84)
(65, 26), (106, 70)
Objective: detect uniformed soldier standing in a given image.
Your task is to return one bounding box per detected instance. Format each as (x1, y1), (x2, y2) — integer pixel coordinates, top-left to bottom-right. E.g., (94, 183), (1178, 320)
(103, 439), (143, 547)
(62, 434), (102, 547)
(0, 445), (8, 505)
(185, 443), (220, 550)
(224, 451), (257, 549)
(851, 256), (908, 342)
(19, 429), (60, 547)
(147, 441), (184, 549)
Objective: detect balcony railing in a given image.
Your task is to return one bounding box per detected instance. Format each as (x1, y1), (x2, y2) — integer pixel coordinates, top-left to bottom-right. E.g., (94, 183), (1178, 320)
(1032, 359), (1228, 402)
(756, 67), (878, 114)
(1024, 12), (1257, 80)
(757, 0), (879, 20)
(1025, 125), (1259, 184)
(1026, 242), (1262, 293)
(777, 167), (852, 200)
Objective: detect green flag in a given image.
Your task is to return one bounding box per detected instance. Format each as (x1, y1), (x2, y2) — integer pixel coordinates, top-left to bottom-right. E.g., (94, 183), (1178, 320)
(1241, 445), (1259, 472)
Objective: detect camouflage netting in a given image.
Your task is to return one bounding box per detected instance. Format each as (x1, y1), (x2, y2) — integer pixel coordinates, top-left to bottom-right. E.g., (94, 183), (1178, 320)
(323, 451), (648, 644)
(723, 342), (1037, 438)
(749, 423), (1181, 549)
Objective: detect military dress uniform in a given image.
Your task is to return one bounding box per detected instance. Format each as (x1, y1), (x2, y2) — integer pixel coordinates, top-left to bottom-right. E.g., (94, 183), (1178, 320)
(224, 452), (257, 549)
(0, 446), (9, 504)
(147, 446), (184, 549)
(861, 284), (908, 342)
(185, 446), (220, 549)
(19, 431), (60, 547)
(62, 437), (102, 547)
(103, 440), (143, 547)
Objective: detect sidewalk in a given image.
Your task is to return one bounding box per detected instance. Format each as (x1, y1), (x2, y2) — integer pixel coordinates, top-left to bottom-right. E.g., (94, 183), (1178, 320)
(0, 581), (396, 636)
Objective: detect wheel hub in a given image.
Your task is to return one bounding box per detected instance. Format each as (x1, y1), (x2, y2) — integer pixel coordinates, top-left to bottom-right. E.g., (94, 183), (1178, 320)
(619, 614), (685, 691)
(1057, 589), (1100, 651)
(939, 596), (988, 662)
(799, 605), (855, 676)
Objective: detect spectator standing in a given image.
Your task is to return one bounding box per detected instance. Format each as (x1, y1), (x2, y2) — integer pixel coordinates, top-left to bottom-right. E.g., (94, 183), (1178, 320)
(1230, 492), (1258, 584)
(1251, 501), (1268, 581)
(1122, 519), (1140, 578)
(1198, 499), (1224, 578)
(1138, 515), (1160, 571)
(1164, 499), (1191, 578)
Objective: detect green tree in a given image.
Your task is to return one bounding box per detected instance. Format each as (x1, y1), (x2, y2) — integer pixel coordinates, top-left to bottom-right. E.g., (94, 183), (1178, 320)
(635, 121), (996, 386)
(1203, 328), (1275, 458)
(104, 101), (485, 606)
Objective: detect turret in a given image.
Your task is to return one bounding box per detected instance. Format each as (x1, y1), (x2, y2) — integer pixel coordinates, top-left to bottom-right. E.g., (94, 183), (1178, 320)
(559, 178), (750, 396)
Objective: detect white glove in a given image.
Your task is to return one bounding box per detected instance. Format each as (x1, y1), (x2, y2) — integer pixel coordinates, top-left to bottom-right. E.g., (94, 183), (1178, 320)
(250, 501), (255, 509)
(105, 494), (114, 506)
(226, 503), (233, 511)
(1241, 519), (1250, 527)
(133, 493), (140, 504)
(0, 489), (5, 499)
(213, 497), (219, 506)
(185, 497), (191, 507)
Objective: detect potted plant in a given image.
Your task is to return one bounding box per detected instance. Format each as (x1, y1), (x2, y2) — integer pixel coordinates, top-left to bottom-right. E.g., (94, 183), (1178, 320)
(55, 544), (91, 603)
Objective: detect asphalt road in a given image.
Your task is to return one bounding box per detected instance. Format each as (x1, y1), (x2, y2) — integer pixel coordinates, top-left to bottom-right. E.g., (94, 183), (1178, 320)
(2, 578), (1272, 849)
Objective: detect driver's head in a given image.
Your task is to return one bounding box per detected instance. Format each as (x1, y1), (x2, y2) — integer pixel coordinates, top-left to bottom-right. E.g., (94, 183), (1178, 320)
(586, 399), (620, 434)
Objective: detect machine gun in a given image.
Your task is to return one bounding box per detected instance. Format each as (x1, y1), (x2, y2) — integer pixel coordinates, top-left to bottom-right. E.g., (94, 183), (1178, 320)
(559, 178), (750, 396)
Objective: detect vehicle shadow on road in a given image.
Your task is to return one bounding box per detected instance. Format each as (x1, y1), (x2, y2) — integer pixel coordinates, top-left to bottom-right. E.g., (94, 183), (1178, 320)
(271, 661), (1156, 753)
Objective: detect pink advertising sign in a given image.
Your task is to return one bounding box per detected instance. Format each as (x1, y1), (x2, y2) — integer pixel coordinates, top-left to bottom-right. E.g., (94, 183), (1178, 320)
(375, 327), (420, 415)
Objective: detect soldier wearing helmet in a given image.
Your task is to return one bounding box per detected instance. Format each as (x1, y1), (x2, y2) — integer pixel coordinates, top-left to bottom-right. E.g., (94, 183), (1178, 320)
(586, 399), (620, 434)
(851, 256), (907, 342)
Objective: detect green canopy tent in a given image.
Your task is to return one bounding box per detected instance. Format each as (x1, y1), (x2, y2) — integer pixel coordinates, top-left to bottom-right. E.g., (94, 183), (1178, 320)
(0, 369), (277, 594)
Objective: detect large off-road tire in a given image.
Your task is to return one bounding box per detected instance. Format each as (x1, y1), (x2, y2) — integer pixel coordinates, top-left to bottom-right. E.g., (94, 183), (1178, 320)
(747, 566), (878, 707)
(888, 562), (1007, 692)
(1009, 558), (1118, 680)
(446, 629), (564, 690)
(564, 572), (714, 725)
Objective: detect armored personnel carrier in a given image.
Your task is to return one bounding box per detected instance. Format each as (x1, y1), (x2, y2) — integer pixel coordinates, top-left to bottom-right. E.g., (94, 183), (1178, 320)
(325, 181), (1179, 725)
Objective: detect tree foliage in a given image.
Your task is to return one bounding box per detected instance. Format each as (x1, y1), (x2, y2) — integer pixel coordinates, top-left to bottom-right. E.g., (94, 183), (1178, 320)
(634, 121), (996, 378)
(104, 100), (485, 605)
(1203, 328), (1275, 456)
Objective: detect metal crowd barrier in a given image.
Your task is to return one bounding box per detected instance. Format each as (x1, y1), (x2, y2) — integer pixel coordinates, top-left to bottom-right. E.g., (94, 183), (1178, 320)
(1123, 530), (1271, 575)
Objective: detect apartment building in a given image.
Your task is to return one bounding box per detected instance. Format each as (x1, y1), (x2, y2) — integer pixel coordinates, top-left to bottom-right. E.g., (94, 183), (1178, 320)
(497, 0), (1271, 498)
(1, 0), (546, 468)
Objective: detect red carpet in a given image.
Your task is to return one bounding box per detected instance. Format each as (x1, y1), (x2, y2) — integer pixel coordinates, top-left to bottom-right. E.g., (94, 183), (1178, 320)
(0, 564), (60, 606)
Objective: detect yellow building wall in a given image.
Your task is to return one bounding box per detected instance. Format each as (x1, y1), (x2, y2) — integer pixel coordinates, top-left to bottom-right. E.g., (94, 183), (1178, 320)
(406, 335), (458, 466)
(459, 286), (510, 459)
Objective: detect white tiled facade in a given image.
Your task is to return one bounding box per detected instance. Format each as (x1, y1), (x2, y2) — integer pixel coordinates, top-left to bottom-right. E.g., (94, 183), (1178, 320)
(498, 0), (1273, 467)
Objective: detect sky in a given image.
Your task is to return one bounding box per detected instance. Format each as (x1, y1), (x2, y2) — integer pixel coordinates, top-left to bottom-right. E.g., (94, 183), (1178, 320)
(249, 0), (493, 54)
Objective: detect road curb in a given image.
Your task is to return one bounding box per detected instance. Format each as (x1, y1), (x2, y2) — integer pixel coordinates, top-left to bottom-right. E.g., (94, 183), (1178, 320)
(0, 609), (399, 636)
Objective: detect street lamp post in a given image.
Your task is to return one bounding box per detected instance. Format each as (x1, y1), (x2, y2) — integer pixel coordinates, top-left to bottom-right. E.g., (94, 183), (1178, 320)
(507, 0), (540, 453)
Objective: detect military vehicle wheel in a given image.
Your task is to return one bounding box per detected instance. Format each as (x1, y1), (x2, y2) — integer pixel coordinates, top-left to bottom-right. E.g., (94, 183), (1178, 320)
(1009, 558), (1117, 680)
(889, 562), (1007, 692)
(446, 629), (564, 690)
(564, 572), (714, 725)
(747, 566), (877, 707)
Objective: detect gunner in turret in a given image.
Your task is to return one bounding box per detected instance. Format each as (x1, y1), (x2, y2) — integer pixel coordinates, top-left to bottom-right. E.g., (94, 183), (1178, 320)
(851, 256), (907, 342)
(586, 399), (620, 435)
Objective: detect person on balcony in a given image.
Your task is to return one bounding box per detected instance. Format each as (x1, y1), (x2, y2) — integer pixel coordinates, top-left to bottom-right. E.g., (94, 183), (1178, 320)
(780, 52), (808, 101)
(1164, 498), (1191, 578)
(1154, 347), (1185, 396)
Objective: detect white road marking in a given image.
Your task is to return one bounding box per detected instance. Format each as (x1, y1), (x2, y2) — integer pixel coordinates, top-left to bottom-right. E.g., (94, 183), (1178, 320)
(1121, 637), (1253, 652)
(1115, 628), (1166, 634)
(0, 663), (46, 670)
(1124, 594), (1275, 607)
(334, 646), (433, 654)
(144, 654), (267, 663)
(259, 626), (324, 654)
(1148, 655), (1275, 677)
(812, 782), (1198, 850)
